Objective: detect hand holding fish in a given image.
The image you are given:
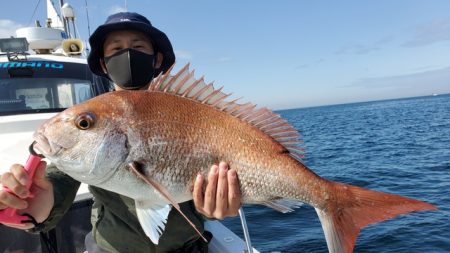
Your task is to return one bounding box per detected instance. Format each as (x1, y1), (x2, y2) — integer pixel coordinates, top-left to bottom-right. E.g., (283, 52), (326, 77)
(0, 162), (53, 229)
(193, 162), (241, 219)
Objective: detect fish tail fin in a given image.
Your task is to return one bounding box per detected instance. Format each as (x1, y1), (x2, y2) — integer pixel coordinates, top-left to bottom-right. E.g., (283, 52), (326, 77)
(315, 182), (436, 253)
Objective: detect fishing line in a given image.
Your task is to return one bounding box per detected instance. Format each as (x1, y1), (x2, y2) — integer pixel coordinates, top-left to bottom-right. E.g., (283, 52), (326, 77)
(28, 0), (42, 27)
(84, 0), (91, 37)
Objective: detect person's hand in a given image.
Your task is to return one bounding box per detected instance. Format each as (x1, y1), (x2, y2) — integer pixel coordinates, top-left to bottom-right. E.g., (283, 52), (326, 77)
(0, 162), (54, 230)
(193, 162), (241, 219)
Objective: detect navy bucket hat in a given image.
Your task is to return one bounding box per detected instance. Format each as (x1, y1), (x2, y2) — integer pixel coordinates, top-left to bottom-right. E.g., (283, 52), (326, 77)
(87, 12), (175, 79)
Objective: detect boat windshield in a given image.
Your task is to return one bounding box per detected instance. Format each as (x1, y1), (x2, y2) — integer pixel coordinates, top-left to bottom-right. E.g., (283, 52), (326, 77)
(0, 77), (93, 115)
(0, 60), (111, 116)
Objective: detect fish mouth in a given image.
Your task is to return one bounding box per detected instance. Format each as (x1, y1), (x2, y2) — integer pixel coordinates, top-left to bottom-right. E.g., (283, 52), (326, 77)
(33, 132), (63, 157)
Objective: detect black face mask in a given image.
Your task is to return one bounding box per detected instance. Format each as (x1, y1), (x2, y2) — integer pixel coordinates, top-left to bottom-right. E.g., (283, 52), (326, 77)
(104, 48), (155, 90)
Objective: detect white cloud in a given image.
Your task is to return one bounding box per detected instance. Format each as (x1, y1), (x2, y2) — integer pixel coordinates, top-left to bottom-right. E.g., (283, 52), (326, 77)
(374, 35), (395, 45)
(217, 56), (232, 62)
(402, 19), (450, 47)
(335, 35), (394, 55)
(335, 44), (379, 55)
(175, 50), (193, 60)
(0, 19), (24, 38)
(107, 5), (128, 16)
(350, 66), (450, 95)
(295, 64), (309, 70)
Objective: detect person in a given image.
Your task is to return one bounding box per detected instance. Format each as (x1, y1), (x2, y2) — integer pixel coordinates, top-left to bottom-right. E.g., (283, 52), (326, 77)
(0, 12), (242, 253)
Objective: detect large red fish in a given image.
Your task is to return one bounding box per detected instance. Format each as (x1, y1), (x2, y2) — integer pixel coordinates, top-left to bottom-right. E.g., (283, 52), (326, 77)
(33, 64), (436, 253)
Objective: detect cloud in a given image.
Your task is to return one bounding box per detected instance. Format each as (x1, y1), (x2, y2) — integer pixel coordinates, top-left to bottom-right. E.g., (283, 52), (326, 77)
(175, 50), (193, 60)
(374, 35), (395, 46)
(335, 35), (394, 55)
(349, 66), (450, 91)
(217, 56), (232, 62)
(295, 64), (309, 70)
(402, 19), (450, 47)
(295, 59), (324, 70)
(335, 44), (378, 55)
(0, 19), (24, 38)
(408, 64), (441, 72)
(107, 5), (128, 15)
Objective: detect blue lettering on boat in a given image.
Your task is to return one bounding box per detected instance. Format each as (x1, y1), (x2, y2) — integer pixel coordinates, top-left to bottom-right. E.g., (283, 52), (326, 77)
(0, 62), (64, 69)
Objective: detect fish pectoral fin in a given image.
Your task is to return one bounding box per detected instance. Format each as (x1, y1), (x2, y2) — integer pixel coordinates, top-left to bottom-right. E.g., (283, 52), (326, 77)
(129, 162), (207, 243)
(129, 162), (181, 209)
(262, 198), (304, 213)
(135, 202), (172, 245)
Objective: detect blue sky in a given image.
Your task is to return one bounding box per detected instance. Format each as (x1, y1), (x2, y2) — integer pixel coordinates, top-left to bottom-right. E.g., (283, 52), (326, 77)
(1, 0), (449, 109)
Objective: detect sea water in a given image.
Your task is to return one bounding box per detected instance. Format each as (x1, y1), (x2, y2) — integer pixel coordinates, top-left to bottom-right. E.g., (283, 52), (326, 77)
(222, 94), (450, 253)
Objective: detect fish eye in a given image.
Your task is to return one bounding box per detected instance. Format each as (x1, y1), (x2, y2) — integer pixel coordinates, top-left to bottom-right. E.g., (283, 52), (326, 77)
(75, 113), (95, 130)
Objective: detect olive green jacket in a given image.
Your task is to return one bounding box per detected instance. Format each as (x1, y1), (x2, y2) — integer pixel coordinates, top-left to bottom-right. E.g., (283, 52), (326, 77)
(40, 165), (205, 253)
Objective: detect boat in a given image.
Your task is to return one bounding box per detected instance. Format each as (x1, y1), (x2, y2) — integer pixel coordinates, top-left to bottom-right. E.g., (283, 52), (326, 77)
(0, 1), (259, 252)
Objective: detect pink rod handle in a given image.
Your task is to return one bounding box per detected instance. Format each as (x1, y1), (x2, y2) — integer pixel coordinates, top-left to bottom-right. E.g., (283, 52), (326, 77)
(0, 154), (42, 224)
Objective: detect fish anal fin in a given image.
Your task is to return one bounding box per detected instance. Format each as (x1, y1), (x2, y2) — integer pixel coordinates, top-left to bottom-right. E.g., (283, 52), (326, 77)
(135, 202), (171, 245)
(263, 199), (304, 213)
(129, 162), (207, 243)
(316, 182), (437, 253)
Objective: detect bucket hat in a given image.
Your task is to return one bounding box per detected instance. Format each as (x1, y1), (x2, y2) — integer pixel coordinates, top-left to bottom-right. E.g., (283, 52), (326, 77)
(87, 12), (175, 78)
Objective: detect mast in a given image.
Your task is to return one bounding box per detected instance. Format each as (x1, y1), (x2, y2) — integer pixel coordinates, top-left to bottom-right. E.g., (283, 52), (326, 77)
(59, 0), (68, 33)
(46, 0), (65, 32)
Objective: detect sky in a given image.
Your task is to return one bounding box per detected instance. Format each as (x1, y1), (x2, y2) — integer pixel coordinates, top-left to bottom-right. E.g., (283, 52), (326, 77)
(1, 0), (449, 109)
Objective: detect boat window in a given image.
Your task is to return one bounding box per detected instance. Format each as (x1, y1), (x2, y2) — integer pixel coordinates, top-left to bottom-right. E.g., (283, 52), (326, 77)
(0, 78), (93, 115)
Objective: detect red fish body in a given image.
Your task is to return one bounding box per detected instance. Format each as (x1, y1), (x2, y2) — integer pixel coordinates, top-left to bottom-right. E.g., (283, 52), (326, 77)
(33, 64), (436, 252)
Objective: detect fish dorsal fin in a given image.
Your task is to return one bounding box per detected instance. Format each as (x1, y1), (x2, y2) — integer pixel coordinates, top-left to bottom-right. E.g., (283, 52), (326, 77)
(149, 63), (304, 160)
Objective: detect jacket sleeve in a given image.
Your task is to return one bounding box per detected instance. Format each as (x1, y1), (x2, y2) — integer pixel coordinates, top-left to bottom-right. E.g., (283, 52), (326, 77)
(33, 163), (80, 232)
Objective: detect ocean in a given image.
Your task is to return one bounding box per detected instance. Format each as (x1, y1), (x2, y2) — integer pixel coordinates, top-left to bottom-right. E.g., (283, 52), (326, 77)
(221, 94), (450, 253)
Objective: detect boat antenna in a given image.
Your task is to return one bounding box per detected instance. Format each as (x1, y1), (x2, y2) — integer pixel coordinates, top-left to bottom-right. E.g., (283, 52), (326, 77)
(28, 0), (42, 26)
(85, 0), (91, 37)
